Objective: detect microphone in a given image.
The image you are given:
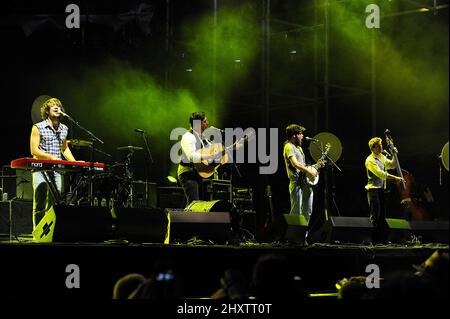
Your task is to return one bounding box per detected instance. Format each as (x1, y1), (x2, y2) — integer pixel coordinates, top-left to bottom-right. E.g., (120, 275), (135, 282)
(135, 129), (145, 134)
(305, 137), (319, 143)
(59, 111), (71, 118)
(382, 150), (391, 157)
(209, 126), (225, 133)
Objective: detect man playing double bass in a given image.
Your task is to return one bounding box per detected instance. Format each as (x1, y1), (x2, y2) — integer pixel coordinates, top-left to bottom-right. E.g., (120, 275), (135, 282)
(365, 137), (404, 244)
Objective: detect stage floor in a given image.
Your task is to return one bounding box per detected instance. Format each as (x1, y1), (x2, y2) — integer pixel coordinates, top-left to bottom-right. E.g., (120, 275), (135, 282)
(0, 236), (447, 299)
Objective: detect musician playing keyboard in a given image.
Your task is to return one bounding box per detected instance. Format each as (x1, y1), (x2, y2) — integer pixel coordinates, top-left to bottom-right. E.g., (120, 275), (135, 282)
(29, 97), (76, 229)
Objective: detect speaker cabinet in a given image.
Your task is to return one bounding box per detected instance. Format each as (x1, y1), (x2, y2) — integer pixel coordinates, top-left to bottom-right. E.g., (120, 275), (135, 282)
(32, 205), (113, 243)
(130, 181), (157, 208)
(257, 214), (308, 244)
(165, 210), (231, 244)
(16, 170), (33, 201)
(184, 200), (232, 212)
(386, 218), (412, 244)
(1, 165), (17, 199)
(157, 187), (186, 211)
(0, 199), (32, 236)
(311, 216), (373, 244)
(409, 220), (449, 244)
(112, 207), (167, 243)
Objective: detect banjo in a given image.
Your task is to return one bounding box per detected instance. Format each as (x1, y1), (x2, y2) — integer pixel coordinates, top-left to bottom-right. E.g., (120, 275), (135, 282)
(298, 142), (330, 186)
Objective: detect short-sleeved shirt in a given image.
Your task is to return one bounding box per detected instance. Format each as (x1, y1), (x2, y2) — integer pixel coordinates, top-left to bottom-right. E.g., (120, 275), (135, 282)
(34, 119), (68, 159)
(283, 142), (306, 182)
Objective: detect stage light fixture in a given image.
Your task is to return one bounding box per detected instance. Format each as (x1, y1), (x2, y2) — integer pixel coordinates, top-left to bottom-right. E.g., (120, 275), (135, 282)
(167, 176), (178, 183)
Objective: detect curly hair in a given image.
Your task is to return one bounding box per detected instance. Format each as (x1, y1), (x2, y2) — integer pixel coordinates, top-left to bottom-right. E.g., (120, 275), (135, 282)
(189, 112), (206, 127)
(41, 97), (64, 120)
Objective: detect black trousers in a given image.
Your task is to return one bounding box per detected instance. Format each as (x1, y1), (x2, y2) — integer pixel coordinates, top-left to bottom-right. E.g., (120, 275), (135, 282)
(367, 188), (389, 243)
(179, 170), (202, 205)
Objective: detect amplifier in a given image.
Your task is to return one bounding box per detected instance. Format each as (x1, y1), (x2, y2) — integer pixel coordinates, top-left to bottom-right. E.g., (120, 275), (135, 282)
(202, 179), (232, 202)
(157, 186), (186, 211)
(0, 199), (33, 236)
(233, 187), (253, 213)
(130, 181), (157, 208)
(1, 165), (17, 200)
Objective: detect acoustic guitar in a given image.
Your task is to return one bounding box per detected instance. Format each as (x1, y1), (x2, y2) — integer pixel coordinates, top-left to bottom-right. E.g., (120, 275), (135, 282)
(195, 131), (255, 179)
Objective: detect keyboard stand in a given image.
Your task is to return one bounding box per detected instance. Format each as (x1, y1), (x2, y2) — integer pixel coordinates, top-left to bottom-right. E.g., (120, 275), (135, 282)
(41, 171), (64, 205)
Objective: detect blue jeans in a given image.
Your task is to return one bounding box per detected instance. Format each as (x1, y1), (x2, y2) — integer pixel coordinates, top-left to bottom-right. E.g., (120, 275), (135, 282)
(32, 171), (62, 229)
(289, 180), (313, 223)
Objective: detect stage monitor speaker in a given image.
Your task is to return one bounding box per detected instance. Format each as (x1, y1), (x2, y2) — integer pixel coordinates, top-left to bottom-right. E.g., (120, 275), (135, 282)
(165, 210), (231, 244)
(386, 218), (412, 244)
(311, 216), (373, 244)
(184, 199), (233, 213)
(32, 205), (113, 243)
(112, 207), (167, 243)
(257, 214), (308, 244)
(409, 220), (449, 244)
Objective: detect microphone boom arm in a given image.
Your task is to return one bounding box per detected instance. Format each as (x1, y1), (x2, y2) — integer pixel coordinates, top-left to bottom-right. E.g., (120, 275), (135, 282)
(62, 113), (104, 145)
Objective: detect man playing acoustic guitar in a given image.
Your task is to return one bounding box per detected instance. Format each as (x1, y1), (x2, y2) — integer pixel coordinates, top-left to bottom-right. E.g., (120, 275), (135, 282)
(177, 112), (221, 204)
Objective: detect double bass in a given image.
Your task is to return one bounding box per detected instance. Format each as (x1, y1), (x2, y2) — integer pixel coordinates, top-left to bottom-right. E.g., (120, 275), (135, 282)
(384, 129), (428, 221)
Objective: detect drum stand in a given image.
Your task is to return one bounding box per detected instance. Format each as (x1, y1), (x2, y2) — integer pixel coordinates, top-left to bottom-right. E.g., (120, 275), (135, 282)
(62, 113), (104, 206)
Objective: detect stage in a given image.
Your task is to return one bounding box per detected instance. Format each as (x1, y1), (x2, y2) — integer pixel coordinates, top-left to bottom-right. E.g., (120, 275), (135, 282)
(0, 236), (446, 299)
(0, 0), (448, 304)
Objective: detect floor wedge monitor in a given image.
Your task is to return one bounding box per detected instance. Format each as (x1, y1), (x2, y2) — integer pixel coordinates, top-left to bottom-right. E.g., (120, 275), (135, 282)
(33, 205), (113, 243)
(113, 207), (167, 243)
(165, 210), (231, 244)
(311, 216), (373, 244)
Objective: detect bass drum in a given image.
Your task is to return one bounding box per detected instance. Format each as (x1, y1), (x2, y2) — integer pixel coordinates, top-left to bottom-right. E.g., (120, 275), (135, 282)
(185, 200), (232, 212)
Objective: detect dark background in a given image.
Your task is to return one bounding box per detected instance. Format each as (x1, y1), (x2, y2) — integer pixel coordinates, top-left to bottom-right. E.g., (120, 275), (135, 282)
(1, 0), (448, 234)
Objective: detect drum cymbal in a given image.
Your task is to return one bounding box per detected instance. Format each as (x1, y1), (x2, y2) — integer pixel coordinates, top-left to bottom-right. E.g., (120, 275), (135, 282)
(117, 146), (143, 151)
(68, 139), (93, 147)
(441, 142), (449, 171)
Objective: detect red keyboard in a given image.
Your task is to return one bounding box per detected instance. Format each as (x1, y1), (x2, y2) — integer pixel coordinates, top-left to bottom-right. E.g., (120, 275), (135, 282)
(11, 158), (106, 172)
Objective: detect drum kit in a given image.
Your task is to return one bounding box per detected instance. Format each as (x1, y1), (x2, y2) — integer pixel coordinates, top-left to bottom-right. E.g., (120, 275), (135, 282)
(65, 141), (145, 208)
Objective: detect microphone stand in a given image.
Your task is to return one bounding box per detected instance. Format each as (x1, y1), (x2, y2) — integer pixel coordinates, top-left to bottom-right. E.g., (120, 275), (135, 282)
(63, 114), (104, 206)
(312, 142), (341, 222)
(136, 130), (154, 207)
